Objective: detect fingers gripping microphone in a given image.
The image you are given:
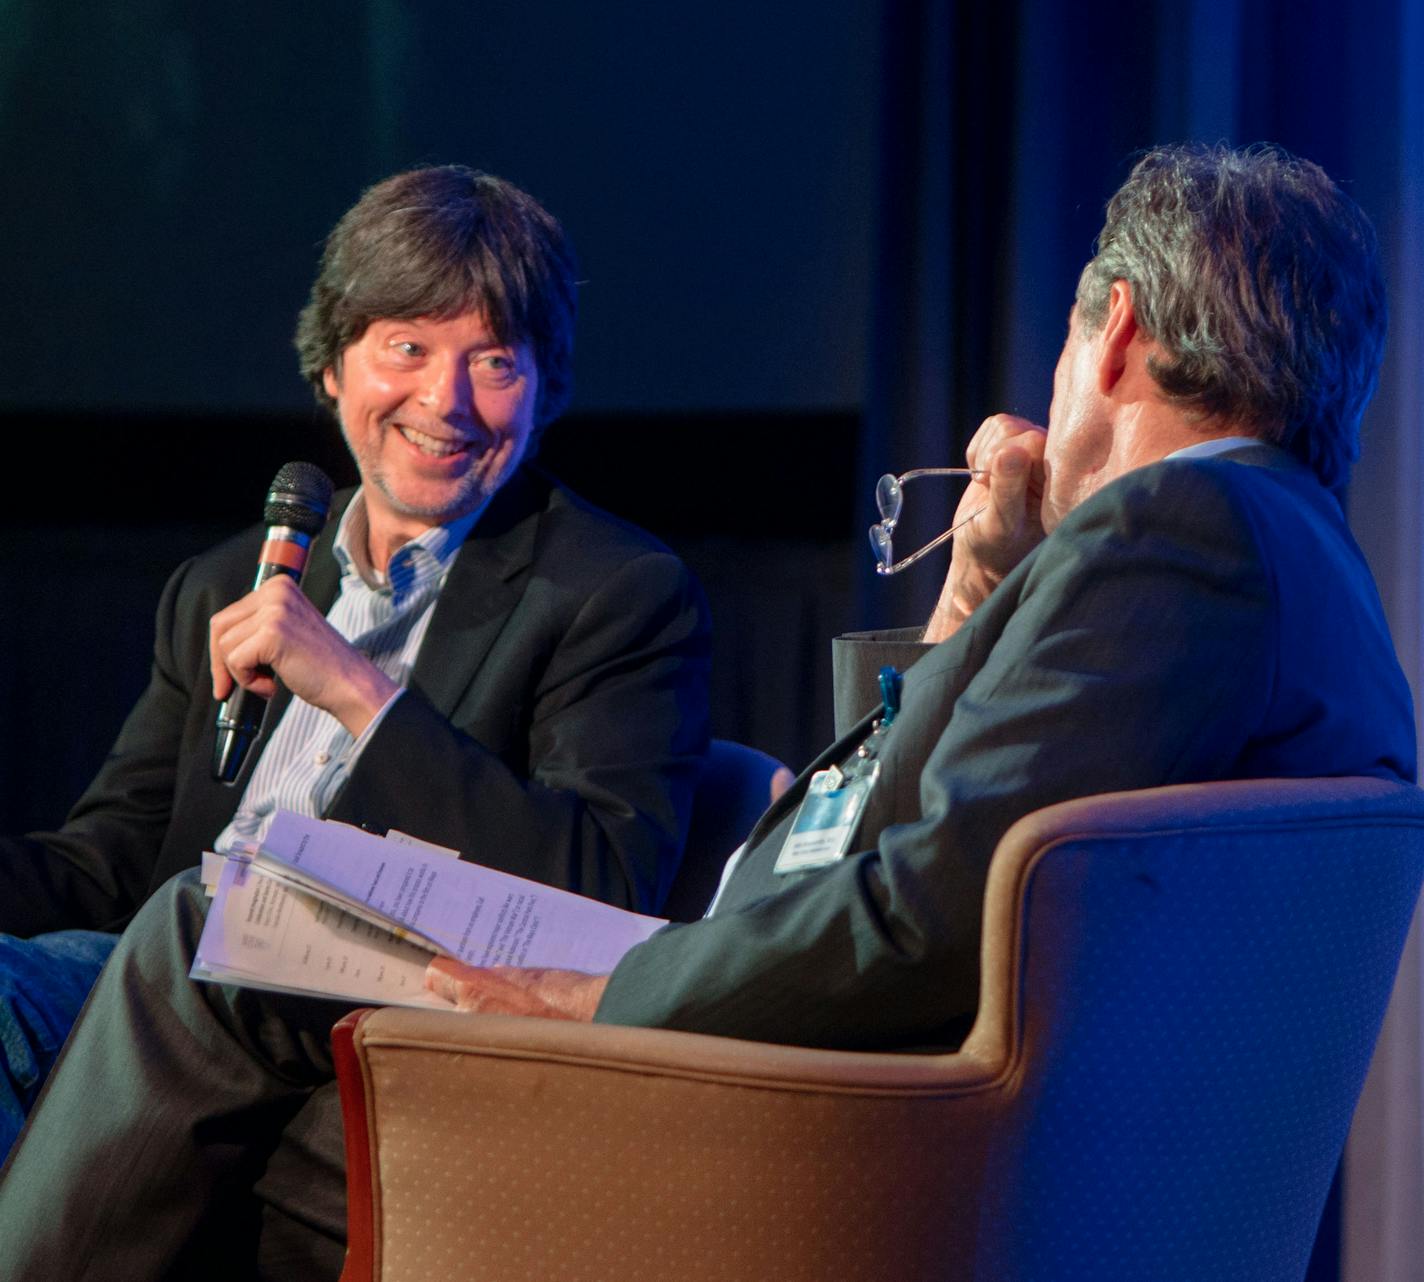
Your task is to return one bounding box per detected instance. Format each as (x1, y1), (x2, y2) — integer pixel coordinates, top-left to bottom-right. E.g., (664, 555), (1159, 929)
(212, 461), (334, 784)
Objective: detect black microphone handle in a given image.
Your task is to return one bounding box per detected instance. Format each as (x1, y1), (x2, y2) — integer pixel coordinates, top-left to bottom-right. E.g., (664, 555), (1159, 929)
(212, 688), (266, 786)
(211, 556), (304, 785)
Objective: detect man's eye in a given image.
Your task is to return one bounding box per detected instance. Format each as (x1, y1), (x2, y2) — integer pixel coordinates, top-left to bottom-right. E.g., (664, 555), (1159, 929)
(392, 341), (424, 358)
(475, 353), (519, 384)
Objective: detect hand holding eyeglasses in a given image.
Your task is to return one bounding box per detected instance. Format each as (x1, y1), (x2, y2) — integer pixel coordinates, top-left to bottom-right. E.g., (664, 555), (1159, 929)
(869, 468), (989, 575)
(921, 415), (1048, 642)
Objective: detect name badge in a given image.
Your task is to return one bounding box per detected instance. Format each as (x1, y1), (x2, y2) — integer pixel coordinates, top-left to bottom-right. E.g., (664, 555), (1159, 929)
(773, 762), (880, 875)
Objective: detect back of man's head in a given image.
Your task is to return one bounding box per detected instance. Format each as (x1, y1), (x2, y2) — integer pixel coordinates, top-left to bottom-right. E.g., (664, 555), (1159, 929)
(1075, 143), (1386, 490)
(295, 166), (580, 433)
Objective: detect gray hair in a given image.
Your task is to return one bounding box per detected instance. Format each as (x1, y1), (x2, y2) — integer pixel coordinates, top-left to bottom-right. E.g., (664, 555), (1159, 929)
(1076, 143), (1386, 489)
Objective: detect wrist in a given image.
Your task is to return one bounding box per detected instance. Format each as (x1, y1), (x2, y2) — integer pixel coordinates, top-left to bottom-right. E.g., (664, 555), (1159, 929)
(574, 974), (611, 1022)
(330, 666), (401, 739)
(926, 564), (998, 644)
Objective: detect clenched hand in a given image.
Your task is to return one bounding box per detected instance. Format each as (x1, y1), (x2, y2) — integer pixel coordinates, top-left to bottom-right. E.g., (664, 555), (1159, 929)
(925, 415), (1047, 643)
(208, 576), (398, 737)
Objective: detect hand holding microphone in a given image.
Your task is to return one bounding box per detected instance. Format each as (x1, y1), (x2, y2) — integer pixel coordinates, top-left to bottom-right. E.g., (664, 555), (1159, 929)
(210, 462), (403, 784)
(211, 462), (334, 783)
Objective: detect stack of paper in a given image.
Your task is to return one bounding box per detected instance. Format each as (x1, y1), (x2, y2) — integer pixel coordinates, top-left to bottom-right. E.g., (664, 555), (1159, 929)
(191, 811), (668, 1009)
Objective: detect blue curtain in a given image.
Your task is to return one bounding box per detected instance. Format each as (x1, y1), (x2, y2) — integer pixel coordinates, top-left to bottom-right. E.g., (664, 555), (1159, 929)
(862, 3), (1424, 1278)
(858, 0), (1413, 626)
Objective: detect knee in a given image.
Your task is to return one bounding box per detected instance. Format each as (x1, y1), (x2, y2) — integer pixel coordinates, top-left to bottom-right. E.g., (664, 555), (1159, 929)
(135, 867), (209, 927)
(110, 868), (212, 975)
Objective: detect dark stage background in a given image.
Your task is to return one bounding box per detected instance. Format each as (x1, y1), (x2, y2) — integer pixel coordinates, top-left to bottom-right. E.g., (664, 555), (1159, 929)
(3, 4), (1423, 1278)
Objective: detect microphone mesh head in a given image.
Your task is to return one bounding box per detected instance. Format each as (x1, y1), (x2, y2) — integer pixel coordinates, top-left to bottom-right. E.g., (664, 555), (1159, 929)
(264, 461), (334, 534)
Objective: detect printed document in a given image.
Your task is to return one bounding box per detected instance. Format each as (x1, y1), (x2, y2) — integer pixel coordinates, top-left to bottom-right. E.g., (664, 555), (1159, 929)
(191, 811), (668, 1008)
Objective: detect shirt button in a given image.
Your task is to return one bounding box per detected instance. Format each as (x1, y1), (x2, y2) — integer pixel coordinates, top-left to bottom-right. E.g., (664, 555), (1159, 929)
(314, 750), (331, 766)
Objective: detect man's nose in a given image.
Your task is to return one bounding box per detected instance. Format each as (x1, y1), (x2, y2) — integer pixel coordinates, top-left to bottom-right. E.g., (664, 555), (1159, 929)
(417, 355), (475, 419)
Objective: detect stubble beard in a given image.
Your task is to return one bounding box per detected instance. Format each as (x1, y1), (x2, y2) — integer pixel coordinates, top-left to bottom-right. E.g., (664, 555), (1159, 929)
(367, 461), (492, 525)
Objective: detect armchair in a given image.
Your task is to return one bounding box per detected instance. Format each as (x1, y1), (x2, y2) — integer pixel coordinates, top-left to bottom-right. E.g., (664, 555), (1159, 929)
(335, 776), (1424, 1281)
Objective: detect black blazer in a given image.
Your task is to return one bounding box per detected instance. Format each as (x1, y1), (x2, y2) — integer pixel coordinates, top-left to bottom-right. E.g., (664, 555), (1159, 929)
(596, 445), (1417, 1049)
(2, 467), (711, 935)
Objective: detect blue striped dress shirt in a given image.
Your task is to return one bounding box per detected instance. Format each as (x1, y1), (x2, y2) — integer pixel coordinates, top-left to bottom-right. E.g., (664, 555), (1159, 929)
(213, 492), (478, 854)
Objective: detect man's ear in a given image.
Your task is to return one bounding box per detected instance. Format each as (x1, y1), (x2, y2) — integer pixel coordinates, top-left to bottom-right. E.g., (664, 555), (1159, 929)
(1095, 279), (1139, 395)
(322, 365), (340, 401)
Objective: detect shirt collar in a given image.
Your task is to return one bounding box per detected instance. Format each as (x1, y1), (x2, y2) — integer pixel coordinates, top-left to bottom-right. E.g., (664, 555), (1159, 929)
(1166, 435), (1264, 462)
(332, 491), (482, 602)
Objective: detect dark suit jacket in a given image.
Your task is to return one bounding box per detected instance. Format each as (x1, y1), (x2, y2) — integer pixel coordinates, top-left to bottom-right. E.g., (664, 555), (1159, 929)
(596, 445), (1417, 1050)
(1, 466), (711, 936)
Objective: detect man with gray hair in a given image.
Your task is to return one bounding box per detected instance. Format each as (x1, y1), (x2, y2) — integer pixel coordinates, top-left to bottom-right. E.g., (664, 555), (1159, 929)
(0, 144), (1413, 1276)
(435, 143), (1414, 1044)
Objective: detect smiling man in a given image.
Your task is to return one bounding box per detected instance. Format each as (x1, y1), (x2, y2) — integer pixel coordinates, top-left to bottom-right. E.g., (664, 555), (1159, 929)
(206, 308), (546, 743)
(0, 167), (710, 1277)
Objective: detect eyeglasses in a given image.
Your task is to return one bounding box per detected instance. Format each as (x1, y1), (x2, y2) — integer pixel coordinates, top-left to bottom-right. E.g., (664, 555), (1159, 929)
(869, 468), (986, 575)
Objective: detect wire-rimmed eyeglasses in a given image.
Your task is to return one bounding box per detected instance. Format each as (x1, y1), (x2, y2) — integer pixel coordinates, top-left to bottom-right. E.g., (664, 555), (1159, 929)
(869, 468), (986, 575)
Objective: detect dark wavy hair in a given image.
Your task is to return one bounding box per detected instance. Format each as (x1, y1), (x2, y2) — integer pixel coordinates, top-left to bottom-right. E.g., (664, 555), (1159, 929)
(1076, 143), (1386, 489)
(295, 166), (579, 434)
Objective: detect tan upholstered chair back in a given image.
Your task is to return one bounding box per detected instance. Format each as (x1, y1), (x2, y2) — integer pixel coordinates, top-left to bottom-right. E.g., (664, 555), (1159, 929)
(336, 776), (1424, 1282)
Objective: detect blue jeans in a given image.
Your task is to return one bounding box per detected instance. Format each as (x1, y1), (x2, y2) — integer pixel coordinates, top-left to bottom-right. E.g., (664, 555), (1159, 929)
(0, 929), (119, 1159)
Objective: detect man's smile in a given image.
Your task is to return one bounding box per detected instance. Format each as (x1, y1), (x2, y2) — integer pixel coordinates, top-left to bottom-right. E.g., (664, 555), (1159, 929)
(392, 421), (489, 460)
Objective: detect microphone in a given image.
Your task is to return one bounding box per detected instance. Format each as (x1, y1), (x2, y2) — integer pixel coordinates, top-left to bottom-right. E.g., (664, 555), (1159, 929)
(212, 461), (335, 784)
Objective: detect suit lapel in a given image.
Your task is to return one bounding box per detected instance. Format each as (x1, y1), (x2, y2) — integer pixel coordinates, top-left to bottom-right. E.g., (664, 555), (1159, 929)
(738, 709), (882, 854)
(733, 550), (1033, 892)
(738, 600), (997, 859)
(298, 500), (345, 613)
(407, 468), (545, 716)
